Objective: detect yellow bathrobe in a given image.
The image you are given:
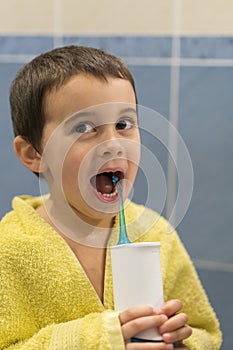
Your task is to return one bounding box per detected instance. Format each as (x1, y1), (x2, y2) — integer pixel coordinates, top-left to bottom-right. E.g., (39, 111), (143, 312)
(0, 196), (221, 349)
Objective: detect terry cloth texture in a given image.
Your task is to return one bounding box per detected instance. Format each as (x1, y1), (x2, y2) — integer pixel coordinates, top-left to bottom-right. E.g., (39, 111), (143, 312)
(0, 196), (222, 349)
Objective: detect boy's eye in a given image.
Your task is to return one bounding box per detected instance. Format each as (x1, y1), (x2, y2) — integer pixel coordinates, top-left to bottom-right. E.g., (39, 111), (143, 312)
(116, 118), (135, 130)
(74, 122), (95, 134)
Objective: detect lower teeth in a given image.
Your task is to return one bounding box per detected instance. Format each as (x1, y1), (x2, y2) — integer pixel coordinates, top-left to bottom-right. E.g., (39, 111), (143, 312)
(100, 189), (118, 198)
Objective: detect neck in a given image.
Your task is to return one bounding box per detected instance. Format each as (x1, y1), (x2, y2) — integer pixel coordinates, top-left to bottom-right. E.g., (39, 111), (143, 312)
(37, 196), (115, 248)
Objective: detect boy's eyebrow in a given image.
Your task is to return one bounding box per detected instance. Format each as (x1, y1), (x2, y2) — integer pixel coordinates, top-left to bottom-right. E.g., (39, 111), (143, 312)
(64, 111), (97, 126)
(64, 107), (137, 126)
(119, 107), (137, 116)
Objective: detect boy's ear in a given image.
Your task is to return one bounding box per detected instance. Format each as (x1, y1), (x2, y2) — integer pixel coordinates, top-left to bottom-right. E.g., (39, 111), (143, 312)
(14, 136), (48, 173)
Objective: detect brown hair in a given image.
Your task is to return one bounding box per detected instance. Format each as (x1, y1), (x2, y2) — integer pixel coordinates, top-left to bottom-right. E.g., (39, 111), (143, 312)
(10, 45), (137, 153)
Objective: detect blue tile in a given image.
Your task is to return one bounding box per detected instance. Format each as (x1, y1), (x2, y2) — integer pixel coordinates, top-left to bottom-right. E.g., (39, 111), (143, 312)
(129, 65), (171, 116)
(1, 35), (232, 60)
(127, 65), (171, 217)
(0, 35), (54, 55)
(180, 36), (233, 59)
(0, 63), (40, 218)
(63, 36), (172, 58)
(178, 66), (233, 264)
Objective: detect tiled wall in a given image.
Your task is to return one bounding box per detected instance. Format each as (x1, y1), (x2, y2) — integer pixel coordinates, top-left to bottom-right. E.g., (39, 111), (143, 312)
(1, 0), (233, 35)
(0, 1), (232, 349)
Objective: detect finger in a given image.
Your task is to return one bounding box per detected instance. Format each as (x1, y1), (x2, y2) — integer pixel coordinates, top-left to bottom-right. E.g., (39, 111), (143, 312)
(173, 341), (190, 349)
(162, 325), (192, 343)
(159, 313), (188, 334)
(159, 300), (182, 317)
(120, 305), (157, 325)
(122, 314), (168, 340)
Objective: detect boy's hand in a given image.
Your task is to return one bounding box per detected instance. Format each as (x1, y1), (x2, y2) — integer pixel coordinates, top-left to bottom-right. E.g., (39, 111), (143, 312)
(119, 305), (174, 349)
(158, 300), (192, 348)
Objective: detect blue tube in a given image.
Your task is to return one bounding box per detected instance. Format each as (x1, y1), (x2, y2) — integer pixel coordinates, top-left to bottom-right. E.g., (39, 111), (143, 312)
(112, 176), (131, 245)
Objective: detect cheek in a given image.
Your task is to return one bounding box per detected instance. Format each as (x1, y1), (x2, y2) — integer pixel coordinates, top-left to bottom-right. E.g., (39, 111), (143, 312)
(128, 162), (139, 182)
(126, 136), (140, 184)
(62, 147), (85, 188)
(127, 137), (141, 169)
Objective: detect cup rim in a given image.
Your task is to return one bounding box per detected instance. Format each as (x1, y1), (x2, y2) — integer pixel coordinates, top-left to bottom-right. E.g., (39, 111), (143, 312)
(110, 242), (161, 249)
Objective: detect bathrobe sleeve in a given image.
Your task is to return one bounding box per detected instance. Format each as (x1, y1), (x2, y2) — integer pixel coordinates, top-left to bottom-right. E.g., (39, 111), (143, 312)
(1, 311), (124, 350)
(156, 222), (222, 350)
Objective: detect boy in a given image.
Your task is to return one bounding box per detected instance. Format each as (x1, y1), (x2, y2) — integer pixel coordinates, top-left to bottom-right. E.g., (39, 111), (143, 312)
(0, 46), (221, 349)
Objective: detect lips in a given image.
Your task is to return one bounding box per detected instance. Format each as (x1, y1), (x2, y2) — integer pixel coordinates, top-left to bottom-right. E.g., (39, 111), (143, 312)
(90, 169), (125, 201)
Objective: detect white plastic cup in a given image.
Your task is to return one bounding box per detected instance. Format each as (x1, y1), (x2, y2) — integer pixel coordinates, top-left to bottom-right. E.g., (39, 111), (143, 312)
(110, 242), (164, 342)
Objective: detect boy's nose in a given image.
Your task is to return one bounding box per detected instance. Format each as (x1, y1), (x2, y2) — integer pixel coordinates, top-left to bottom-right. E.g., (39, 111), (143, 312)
(96, 138), (125, 158)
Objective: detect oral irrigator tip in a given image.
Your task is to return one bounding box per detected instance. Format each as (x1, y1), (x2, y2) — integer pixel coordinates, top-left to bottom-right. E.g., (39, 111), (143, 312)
(112, 175), (119, 183)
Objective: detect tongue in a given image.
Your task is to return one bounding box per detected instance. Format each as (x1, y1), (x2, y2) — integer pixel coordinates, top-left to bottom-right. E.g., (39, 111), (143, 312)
(96, 174), (114, 194)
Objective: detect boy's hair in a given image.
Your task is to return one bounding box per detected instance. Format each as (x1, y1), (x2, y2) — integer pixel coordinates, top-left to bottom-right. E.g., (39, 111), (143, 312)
(10, 45), (137, 153)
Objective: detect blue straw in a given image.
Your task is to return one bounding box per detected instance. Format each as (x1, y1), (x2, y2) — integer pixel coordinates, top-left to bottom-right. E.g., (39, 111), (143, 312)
(112, 176), (131, 245)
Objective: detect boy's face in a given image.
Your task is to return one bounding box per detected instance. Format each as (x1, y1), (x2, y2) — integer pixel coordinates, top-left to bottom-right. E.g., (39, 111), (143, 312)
(41, 75), (140, 226)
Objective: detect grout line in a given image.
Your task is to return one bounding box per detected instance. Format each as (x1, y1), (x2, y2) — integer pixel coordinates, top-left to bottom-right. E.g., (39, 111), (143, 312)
(124, 57), (233, 67)
(179, 58), (233, 67)
(194, 259), (233, 273)
(165, 0), (182, 221)
(123, 57), (176, 65)
(0, 54), (233, 66)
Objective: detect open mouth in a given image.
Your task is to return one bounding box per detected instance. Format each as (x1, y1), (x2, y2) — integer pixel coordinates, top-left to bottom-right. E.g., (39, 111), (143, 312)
(90, 170), (124, 201)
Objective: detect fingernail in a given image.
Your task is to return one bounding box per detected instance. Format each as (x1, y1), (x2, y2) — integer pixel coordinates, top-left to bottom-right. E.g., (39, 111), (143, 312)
(152, 307), (159, 314)
(163, 333), (171, 342)
(160, 315), (168, 322)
